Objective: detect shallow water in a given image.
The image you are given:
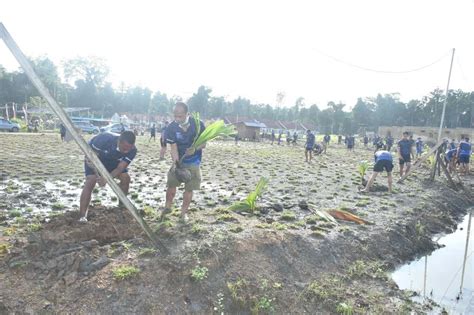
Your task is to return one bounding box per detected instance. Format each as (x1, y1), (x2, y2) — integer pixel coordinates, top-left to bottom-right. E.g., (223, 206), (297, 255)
(392, 210), (473, 314)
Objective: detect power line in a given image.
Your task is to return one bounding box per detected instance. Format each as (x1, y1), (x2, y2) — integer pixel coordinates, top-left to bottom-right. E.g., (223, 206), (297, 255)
(314, 49), (451, 74)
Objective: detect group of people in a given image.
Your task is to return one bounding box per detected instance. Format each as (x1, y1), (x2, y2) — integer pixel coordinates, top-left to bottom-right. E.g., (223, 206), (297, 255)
(269, 130), (299, 145)
(78, 102), (205, 223)
(361, 132), (472, 193)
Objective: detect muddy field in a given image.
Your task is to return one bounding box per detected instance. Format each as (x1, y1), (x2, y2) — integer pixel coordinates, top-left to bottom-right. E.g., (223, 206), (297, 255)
(0, 133), (473, 314)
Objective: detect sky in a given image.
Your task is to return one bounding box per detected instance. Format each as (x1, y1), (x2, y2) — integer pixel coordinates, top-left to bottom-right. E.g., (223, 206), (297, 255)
(1, 0), (474, 110)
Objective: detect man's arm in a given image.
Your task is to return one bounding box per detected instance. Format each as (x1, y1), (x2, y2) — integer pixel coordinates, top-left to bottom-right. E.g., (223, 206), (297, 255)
(170, 143), (179, 163)
(110, 161), (129, 178)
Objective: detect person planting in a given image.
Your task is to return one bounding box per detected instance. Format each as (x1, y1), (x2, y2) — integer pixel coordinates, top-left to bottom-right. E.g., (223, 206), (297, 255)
(162, 102), (233, 222)
(79, 131), (137, 222)
(360, 145), (393, 193)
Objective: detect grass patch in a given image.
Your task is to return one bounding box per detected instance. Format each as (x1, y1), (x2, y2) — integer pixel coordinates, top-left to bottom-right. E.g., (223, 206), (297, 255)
(138, 247), (156, 257)
(280, 210), (296, 221)
(51, 202), (65, 210)
(112, 265), (140, 280)
(191, 265), (208, 281)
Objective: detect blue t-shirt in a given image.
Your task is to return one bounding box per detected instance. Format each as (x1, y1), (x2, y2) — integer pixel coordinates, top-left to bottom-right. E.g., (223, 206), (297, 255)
(306, 133), (315, 147)
(375, 150), (392, 162)
(398, 139), (412, 155)
(446, 149), (457, 161)
(415, 140), (423, 152)
(89, 132), (137, 165)
(166, 119), (206, 165)
(459, 141), (472, 156)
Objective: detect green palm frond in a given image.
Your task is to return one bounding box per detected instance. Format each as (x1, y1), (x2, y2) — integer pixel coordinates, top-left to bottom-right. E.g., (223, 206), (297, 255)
(357, 161), (369, 179)
(191, 119), (234, 149)
(229, 177), (269, 212)
(192, 112), (201, 144)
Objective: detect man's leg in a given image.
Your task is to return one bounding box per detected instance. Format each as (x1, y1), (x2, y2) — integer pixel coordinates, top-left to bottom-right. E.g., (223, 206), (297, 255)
(305, 149), (308, 162)
(118, 173), (130, 194)
(405, 162), (411, 174)
(181, 190), (193, 219)
(165, 187), (176, 210)
(309, 150), (312, 162)
(387, 172), (392, 193)
(79, 175), (97, 219)
(399, 162), (404, 178)
(361, 172), (378, 192)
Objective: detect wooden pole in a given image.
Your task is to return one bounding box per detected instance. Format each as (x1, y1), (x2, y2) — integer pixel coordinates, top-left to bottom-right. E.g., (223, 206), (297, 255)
(438, 157), (457, 188)
(437, 49), (455, 142)
(0, 23), (169, 254)
(459, 209), (472, 295)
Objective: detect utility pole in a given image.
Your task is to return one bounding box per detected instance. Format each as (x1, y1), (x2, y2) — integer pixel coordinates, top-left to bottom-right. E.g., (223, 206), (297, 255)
(437, 48), (455, 142)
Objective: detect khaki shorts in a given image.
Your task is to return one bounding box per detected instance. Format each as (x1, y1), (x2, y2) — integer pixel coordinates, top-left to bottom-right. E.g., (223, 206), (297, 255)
(167, 164), (201, 191)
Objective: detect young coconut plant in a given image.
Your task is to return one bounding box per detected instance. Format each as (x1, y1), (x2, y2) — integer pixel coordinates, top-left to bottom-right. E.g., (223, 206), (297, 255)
(229, 177), (269, 213)
(357, 160), (370, 184)
(175, 113), (235, 183)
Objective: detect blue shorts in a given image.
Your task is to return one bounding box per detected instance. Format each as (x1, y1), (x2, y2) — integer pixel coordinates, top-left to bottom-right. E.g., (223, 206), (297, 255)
(84, 159), (128, 176)
(458, 154), (470, 164)
(306, 145), (313, 151)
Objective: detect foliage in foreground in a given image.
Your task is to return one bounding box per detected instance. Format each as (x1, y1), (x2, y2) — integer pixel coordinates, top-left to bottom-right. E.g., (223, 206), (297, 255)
(112, 265), (140, 280)
(229, 177), (269, 212)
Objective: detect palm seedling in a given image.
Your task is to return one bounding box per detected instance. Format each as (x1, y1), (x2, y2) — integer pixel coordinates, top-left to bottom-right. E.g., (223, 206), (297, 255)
(357, 161), (370, 184)
(228, 177), (269, 213)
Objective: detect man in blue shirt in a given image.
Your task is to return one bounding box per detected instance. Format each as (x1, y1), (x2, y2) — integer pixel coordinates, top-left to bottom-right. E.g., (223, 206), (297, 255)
(397, 132), (413, 178)
(457, 137), (472, 175)
(149, 123), (156, 142)
(360, 146), (393, 193)
(363, 135), (368, 147)
(347, 135), (355, 151)
(386, 135), (394, 151)
(415, 137), (423, 158)
(305, 129), (315, 162)
(163, 102), (205, 222)
(445, 148), (457, 174)
(79, 131), (137, 222)
(449, 139), (456, 150)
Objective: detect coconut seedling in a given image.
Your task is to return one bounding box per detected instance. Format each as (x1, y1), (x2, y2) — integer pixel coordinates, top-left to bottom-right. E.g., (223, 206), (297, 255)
(357, 161), (370, 184)
(228, 177), (269, 213)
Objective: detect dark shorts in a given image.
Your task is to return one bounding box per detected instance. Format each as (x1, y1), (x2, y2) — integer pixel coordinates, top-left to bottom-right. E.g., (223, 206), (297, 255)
(305, 146), (313, 152)
(374, 160), (393, 173)
(84, 159), (128, 176)
(399, 154), (411, 164)
(348, 144), (354, 149)
(459, 154), (470, 164)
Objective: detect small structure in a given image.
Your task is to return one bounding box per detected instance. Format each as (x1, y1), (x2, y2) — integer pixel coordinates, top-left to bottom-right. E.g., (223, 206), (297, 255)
(234, 120), (267, 141)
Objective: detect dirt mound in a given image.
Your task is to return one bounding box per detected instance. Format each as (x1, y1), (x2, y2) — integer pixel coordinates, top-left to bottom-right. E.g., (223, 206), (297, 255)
(1, 207), (149, 311)
(39, 206), (145, 245)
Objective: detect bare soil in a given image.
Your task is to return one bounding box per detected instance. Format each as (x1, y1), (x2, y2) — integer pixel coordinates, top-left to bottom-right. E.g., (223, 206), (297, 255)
(0, 133), (473, 314)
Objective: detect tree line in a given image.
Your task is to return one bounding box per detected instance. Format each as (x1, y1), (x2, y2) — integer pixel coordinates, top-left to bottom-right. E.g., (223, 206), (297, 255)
(1, 56), (473, 133)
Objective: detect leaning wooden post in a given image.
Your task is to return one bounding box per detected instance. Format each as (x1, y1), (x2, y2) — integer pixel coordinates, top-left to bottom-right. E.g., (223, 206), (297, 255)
(438, 157), (457, 188)
(0, 23), (169, 254)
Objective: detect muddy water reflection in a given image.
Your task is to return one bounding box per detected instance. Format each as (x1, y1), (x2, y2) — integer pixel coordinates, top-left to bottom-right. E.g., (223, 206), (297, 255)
(392, 209), (473, 314)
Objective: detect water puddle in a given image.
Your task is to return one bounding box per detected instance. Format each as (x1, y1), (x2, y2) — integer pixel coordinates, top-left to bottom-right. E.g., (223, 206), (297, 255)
(392, 209), (473, 314)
